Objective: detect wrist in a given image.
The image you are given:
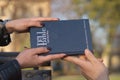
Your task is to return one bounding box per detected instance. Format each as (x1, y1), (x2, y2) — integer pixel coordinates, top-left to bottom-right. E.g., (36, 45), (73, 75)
(16, 58), (23, 68)
(96, 72), (109, 80)
(16, 57), (25, 69)
(0, 19), (11, 46)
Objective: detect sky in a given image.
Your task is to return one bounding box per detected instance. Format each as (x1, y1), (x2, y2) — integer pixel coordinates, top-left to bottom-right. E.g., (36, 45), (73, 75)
(51, 0), (78, 20)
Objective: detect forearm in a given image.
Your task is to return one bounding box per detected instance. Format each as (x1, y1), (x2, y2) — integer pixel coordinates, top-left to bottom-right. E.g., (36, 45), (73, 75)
(0, 59), (21, 80)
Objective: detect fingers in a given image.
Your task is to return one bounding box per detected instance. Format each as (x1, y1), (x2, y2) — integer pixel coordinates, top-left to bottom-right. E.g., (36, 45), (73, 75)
(28, 21), (43, 27)
(64, 56), (84, 66)
(28, 17), (59, 28)
(78, 55), (86, 60)
(27, 47), (50, 55)
(31, 17), (59, 21)
(98, 58), (103, 62)
(85, 49), (98, 63)
(41, 53), (66, 62)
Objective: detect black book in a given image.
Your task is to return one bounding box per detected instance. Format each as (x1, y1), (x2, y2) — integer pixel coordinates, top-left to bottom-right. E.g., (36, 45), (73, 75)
(30, 19), (93, 55)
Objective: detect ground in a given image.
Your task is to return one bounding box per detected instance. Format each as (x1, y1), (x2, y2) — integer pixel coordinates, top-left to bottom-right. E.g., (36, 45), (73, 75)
(53, 73), (120, 80)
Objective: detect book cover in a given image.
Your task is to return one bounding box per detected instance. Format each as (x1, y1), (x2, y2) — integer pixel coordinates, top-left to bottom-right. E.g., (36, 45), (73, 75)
(30, 19), (93, 55)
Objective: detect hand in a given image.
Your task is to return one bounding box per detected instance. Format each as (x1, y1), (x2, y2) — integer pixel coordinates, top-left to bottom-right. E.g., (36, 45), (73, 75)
(16, 47), (66, 68)
(64, 49), (109, 80)
(5, 17), (59, 33)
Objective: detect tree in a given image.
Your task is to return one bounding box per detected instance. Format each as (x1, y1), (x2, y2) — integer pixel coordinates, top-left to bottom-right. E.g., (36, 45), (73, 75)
(72, 0), (120, 71)
(72, 0), (120, 41)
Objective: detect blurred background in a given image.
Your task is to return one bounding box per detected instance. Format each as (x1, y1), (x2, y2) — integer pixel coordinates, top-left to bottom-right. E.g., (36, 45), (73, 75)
(0, 0), (120, 80)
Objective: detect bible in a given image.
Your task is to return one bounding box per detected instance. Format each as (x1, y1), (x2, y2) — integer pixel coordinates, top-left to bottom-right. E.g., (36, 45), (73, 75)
(30, 19), (93, 55)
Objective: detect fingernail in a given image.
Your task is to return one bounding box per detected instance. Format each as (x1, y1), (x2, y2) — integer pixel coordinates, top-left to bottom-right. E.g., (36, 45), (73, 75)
(47, 47), (52, 51)
(85, 49), (89, 54)
(61, 54), (67, 59)
(85, 49), (93, 55)
(57, 18), (60, 20)
(41, 23), (45, 27)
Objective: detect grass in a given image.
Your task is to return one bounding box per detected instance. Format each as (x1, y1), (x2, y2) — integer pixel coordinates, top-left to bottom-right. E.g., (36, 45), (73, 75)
(53, 75), (85, 80)
(53, 73), (120, 80)
(109, 73), (120, 80)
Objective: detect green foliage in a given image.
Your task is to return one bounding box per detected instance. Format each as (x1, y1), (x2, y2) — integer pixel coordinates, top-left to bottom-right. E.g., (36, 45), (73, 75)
(53, 75), (85, 80)
(88, 0), (119, 27)
(72, 0), (120, 42)
(72, 0), (120, 26)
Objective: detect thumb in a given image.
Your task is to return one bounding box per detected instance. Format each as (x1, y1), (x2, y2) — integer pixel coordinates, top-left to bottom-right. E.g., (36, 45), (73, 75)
(85, 49), (97, 63)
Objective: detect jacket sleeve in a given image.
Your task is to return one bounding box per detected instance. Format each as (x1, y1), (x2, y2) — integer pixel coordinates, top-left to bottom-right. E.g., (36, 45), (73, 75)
(0, 59), (21, 80)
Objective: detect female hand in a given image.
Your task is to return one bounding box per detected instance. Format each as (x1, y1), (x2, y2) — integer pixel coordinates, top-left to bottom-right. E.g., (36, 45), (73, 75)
(16, 47), (66, 68)
(64, 49), (109, 80)
(6, 17), (59, 33)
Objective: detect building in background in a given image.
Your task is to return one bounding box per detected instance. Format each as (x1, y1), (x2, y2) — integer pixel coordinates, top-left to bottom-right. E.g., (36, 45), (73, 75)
(0, 0), (51, 52)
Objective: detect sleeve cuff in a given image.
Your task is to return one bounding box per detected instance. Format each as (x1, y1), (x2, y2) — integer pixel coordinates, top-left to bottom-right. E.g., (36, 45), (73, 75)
(0, 59), (21, 80)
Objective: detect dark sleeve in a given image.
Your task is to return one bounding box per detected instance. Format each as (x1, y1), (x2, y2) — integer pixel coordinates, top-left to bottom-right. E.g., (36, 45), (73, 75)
(0, 59), (21, 80)
(0, 19), (11, 46)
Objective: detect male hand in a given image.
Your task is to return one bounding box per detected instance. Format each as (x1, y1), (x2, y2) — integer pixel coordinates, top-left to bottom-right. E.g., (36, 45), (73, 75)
(16, 47), (66, 68)
(64, 49), (109, 80)
(5, 17), (59, 33)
